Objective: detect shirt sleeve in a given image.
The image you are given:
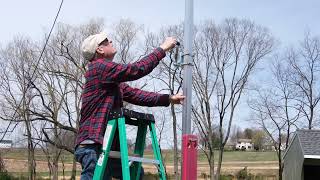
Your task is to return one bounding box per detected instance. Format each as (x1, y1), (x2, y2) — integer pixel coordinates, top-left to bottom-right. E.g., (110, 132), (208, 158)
(120, 83), (170, 107)
(98, 48), (165, 82)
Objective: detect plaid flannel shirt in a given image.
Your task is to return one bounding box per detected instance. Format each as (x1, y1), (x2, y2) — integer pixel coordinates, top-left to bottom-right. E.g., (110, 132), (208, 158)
(75, 47), (170, 146)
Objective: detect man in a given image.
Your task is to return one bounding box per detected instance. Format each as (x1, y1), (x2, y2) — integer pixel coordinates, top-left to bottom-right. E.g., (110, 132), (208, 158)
(75, 32), (184, 179)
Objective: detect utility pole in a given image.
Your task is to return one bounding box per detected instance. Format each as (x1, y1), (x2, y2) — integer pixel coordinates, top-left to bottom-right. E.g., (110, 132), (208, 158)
(181, 0), (198, 179)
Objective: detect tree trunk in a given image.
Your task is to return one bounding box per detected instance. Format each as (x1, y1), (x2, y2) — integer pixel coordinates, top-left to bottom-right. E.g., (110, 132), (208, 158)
(61, 157), (65, 180)
(52, 163), (58, 180)
(309, 100), (314, 130)
(27, 140), (36, 180)
(71, 157), (77, 180)
(278, 145), (283, 180)
(171, 104), (179, 180)
(52, 129), (59, 180)
(48, 162), (53, 179)
(43, 149), (53, 179)
(278, 163), (283, 180)
(0, 153), (5, 172)
(52, 111), (60, 180)
(215, 146), (224, 180)
(26, 120), (36, 180)
(209, 152), (215, 180)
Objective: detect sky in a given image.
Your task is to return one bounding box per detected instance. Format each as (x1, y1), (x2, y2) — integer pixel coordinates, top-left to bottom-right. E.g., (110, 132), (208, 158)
(1, 0), (319, 46)
(0, 0), (320, 143)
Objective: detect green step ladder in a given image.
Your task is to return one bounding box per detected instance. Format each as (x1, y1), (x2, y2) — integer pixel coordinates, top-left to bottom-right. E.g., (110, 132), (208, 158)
(93, 108), (167, 180)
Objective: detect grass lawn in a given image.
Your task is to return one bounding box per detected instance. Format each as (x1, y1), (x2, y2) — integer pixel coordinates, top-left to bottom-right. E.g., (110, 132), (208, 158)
(0, 148), (279, 179)
(0, 148), (279, 163)
(8, 171), (80, 176)
(206, 150), (278, 162)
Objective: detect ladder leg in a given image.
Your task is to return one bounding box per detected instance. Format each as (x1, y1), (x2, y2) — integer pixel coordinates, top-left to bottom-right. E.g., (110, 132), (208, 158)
(131, 121), (148, 180)
(149, 122), (167, 180)
(118, 117), (131, 180)
(93, 119), (117, 180)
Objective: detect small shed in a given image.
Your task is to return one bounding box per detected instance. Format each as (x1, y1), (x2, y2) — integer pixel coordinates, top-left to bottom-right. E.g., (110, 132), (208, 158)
(283, 129), (320, 180)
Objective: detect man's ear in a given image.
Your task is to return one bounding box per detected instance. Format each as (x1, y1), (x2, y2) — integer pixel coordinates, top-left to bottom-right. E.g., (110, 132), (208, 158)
(96, 46), (104, 54)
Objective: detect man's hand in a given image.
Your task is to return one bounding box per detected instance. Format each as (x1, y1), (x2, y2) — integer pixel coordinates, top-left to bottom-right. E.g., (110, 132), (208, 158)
(169, 93), (185, 105)
(160, 37), (177, 52)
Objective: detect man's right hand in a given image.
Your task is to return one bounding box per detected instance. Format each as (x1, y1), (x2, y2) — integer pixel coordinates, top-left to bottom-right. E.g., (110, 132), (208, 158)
(169, 93), (185, 105)
(160, 37), (177, 52)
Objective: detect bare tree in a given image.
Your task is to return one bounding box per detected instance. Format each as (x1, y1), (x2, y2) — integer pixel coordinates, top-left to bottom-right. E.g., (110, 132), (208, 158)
(0, 18), (151, 179)
(29, 52), (69, 179)
(249, 91), (292, 180)
(145, 24), (184, 180)
(111, 19), (147, 111)
(38, 19), (105, 179)
(0, 37), (38, 180)
(287, 32), (320, 129)
(52, 20), (105, 179)
(192, 19), (274, 179)
(248, 56), (301, 180)
(33, 122), (54, 179)
(112, 19), (144, 64)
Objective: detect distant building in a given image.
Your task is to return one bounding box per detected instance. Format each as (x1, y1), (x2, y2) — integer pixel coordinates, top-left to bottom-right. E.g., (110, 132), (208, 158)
(235, 139), (253, 151)
(283, 129), (320, 180)
(263, 143), (286, 151)
(0, 140), (12, 148)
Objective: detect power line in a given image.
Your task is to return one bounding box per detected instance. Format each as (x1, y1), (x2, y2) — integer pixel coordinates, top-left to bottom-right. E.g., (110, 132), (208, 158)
(0, 0), (64, 140)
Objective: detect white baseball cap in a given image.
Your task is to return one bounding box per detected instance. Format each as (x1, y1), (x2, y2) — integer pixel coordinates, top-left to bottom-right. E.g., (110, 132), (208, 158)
(81, 32), (108, 61)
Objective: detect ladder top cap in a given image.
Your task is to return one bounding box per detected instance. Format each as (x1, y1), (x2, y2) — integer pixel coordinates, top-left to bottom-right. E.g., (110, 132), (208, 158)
(108, 108), (155, 122)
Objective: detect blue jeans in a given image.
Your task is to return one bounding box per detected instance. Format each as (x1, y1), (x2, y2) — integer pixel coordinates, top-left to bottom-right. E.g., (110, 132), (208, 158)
(75, 144), (144, 180)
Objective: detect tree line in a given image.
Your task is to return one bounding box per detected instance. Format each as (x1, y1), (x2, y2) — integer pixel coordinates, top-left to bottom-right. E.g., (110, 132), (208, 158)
(0, 17), (319, 180)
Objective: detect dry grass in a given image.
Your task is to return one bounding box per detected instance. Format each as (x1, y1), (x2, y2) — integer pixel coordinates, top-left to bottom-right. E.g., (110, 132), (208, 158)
(1, 148), (279, 179)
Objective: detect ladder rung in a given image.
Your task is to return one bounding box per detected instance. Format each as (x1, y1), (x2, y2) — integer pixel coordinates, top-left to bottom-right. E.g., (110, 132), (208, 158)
(108, 151), (160, 165)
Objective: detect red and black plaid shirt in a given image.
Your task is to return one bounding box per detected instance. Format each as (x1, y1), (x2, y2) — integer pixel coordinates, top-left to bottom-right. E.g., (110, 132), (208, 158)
(75, 48), (170, 146)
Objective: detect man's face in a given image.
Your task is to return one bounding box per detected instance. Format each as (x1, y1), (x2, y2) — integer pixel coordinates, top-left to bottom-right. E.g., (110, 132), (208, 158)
(96, 38), (117, 60)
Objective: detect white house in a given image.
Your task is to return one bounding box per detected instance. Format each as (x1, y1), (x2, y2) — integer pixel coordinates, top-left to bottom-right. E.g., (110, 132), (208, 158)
(235, 139), (253, 151)
(0, 140), (13, 148)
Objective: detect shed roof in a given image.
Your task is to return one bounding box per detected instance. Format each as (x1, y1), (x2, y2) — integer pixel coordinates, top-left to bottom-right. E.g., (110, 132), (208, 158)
(297, 129), (320, 156)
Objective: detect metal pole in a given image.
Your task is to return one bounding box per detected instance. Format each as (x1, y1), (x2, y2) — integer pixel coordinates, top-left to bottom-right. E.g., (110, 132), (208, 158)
(181, 0), (197, 179)
(182, 0), (193, 135)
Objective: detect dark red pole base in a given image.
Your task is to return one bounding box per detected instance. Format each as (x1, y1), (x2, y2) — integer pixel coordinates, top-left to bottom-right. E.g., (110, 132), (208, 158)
(182, 134), (198, 180)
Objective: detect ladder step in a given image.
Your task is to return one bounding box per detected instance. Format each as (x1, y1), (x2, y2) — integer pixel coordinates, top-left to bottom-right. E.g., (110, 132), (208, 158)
(108, 151), (160, 165)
